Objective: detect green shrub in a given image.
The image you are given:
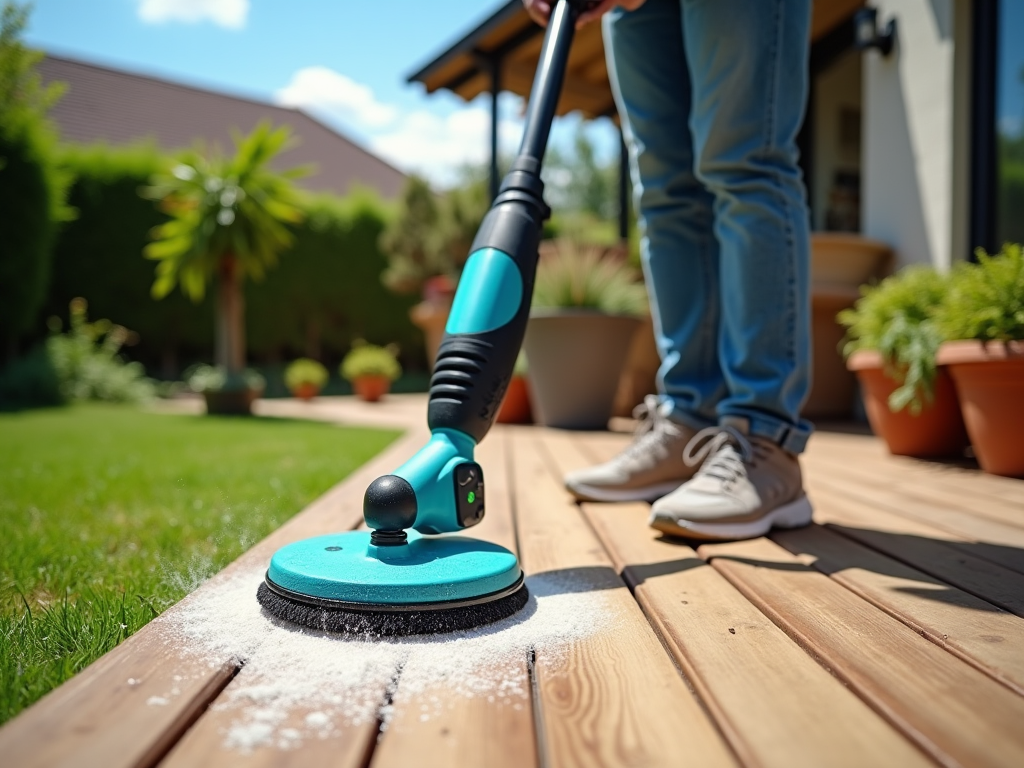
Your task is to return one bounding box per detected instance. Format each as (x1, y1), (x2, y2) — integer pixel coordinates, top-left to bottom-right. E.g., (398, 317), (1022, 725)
(0, 3), (73, 348)
(532, 239), (648, 317)
(340, 341), (401, 381)
(46, 143), (212, 368)
(936, 243), (1024, 342)
(46, 298), (155, 403)
(44, 146), (421, 372)
(837, 266), (949, 414)
(284, 358), (328, 389)
(0, 344), (61, 410)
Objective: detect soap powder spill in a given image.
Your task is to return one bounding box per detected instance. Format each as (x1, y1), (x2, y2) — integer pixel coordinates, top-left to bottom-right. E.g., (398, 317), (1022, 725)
(164, 566), (619, 752)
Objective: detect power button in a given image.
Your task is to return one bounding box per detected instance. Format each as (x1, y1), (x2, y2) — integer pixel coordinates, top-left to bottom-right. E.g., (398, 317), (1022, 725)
(454, 462), (485, 528)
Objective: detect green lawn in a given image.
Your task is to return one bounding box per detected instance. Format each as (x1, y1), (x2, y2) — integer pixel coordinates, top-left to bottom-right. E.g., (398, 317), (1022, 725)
(0, 404), (399, 725)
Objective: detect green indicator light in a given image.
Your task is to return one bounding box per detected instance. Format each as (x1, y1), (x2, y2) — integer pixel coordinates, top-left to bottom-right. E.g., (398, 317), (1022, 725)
(467, 491), (476, 503)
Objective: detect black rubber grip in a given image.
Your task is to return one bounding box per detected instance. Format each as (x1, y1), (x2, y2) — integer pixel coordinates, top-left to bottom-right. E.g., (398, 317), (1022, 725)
(428, 195), (544, 443)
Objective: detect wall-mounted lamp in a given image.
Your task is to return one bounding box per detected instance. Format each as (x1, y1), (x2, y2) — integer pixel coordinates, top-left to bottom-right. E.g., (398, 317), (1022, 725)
(854, 7), (896, 56)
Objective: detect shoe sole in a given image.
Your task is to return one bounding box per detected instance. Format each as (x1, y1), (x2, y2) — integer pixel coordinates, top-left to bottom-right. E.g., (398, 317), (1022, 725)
(649, 495), (814, 541)
(566, 479), (687, 503)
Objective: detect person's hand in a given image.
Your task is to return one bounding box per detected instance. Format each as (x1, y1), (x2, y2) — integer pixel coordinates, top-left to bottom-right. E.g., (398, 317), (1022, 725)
(522, 0), (647, 28)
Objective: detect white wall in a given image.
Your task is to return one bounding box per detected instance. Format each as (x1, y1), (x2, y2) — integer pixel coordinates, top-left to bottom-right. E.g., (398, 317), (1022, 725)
(863, 0), (968, 269)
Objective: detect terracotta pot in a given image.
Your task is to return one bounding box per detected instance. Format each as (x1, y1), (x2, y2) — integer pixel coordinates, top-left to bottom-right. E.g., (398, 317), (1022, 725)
(937, 341), (1024, 477)
(352, 375), (391, 403)
(497, 375), (532, 424)
(524, 311), (641, 430)
(203, 387), (261, 416)
(291, 382), (320, 402)
(847, 350), (968, 458)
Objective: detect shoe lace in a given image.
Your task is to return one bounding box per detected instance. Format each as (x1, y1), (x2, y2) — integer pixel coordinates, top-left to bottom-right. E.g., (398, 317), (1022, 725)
(682, 425), (754, 483)
(623, 395), (676, 459)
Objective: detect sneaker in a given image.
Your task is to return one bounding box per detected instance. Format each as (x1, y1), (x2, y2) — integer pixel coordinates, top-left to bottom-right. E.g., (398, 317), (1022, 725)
(564, 395), (700, 502)
(648, 417), (813, 540)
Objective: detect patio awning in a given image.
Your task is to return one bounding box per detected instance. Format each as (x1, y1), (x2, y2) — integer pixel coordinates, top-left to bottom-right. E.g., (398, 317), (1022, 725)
(408, 0), (865, 119)
(408, 0), (865, 232)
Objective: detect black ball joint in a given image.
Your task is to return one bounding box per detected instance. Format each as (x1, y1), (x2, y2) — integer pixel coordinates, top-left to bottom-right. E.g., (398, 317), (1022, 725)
(363, 475), (417, 546)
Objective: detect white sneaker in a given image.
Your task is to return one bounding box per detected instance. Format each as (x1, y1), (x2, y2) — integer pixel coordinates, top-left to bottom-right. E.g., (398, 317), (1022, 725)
(649, 417), (813, 540)
(564, 396), (700, 502)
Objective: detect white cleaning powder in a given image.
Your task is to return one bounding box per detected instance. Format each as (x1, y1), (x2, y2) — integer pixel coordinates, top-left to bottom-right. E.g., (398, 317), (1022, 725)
(162, 564), (619, 752)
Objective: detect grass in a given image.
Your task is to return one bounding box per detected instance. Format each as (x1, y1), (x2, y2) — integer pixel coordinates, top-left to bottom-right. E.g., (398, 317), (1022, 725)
(0, 404), (400, 725)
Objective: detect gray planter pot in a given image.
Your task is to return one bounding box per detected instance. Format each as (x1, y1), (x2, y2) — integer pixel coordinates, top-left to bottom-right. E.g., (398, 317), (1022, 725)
(524, 310), (641, 430)
(203, 387), (261, 416)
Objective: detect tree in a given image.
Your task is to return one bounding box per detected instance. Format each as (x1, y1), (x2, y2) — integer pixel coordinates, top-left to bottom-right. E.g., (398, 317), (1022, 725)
(0, 1), (72, 358)
(379, 172), (491, 296)
(143, 122), (305, 387)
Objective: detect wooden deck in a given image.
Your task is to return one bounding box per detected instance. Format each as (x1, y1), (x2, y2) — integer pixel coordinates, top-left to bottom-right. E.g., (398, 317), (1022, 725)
(3, 395), (1024, 768)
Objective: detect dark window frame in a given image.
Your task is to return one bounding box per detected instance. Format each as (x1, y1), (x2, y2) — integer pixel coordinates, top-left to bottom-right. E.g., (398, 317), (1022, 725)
(970, 0), (999, 258)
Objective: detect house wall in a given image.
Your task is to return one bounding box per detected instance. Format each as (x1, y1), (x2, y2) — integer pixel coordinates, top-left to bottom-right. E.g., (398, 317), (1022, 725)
(862, 0), (970, 269)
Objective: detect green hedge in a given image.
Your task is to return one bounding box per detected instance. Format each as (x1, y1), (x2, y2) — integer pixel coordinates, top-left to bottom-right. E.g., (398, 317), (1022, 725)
(41, 144), (421, 375)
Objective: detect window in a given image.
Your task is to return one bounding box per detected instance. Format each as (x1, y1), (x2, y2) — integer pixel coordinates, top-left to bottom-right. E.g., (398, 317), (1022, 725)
(995, 0), (1024, 246)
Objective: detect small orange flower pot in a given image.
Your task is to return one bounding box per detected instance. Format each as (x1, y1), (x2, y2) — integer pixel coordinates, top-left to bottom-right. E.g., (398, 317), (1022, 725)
(847, 350), (969, 458)
(352, 375), (391, 403)
(291, 383), (320, 402)
(937, 341), (1024, 477)
(497, 375), (533, 424)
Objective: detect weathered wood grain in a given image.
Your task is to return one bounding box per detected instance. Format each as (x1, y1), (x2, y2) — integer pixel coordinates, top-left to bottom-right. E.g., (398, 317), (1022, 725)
(703, 536), (1024, 768)
(511, 427), (736, 768)
(772, 522), (1024, 696)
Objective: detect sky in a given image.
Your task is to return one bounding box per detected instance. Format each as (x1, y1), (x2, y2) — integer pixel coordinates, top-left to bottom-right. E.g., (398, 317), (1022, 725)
(23, 0), (619, 186)
(998, 0), (1024, 138)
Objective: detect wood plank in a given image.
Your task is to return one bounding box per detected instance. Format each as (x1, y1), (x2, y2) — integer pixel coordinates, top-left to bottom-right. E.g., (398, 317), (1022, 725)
(370, 430), (537, 768)
(807, 470), (1024, 580)
(0, 622), (237, 768)
(803, 457), (1024, 574)
(805, 441), (1024, 534)
(809, 430), (1024, 508)
(701, 536), (1024, 768)
(772, 523), (1024, 696)
(509, 427), (736, 768)
(542, 433), (932, 767)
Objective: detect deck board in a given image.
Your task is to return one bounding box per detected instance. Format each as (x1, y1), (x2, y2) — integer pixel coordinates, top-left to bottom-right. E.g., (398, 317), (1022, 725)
(702, 536), (1024, 768)
(541, 432), (933, 768)
(771, 523), (1024, 696)
(511, 427), (736, 768)
(3, 398), (1023, 767)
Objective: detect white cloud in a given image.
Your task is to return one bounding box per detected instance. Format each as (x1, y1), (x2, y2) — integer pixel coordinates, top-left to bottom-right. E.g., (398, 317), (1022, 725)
(276, 66), (399, 130)
(138, 0), (249, 30)
(370, 95), (524, 187)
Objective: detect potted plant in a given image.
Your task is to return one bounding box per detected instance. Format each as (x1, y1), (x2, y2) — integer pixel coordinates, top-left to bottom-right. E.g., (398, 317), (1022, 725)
(523, 239), (647, 430)
(185, 364), (265, 415)
(340, 341), (401, 402)
(935, 244), (1024, 477)
(837, 266), (968, 457)
(284, 358), (328, 401)
(497, 352), (532, 424)
(143, 122), (305, 415)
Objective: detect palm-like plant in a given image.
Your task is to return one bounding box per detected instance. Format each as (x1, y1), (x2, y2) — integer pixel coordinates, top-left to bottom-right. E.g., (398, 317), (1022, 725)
(144, 122), (305, 388)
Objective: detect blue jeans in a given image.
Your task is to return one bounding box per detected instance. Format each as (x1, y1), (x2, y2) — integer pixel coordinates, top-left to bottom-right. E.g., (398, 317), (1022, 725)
(604, 0), (813, 453)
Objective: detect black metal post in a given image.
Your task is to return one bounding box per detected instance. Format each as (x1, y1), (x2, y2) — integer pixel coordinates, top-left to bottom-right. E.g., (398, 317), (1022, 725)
(970, 0), (999, 258)
(489, 53), (502, 202)
(618, 127), (629, 241)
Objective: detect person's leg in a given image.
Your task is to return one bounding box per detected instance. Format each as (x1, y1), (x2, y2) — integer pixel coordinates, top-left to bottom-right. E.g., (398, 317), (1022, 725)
(604, 0), (722, 431)
(685, 0), (813, 452)
(563, 0), (717, 502)
(648, 0), (814, 539)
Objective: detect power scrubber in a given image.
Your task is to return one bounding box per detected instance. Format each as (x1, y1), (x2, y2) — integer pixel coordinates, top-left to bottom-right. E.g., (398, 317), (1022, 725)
(257, 0), (597, 636)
